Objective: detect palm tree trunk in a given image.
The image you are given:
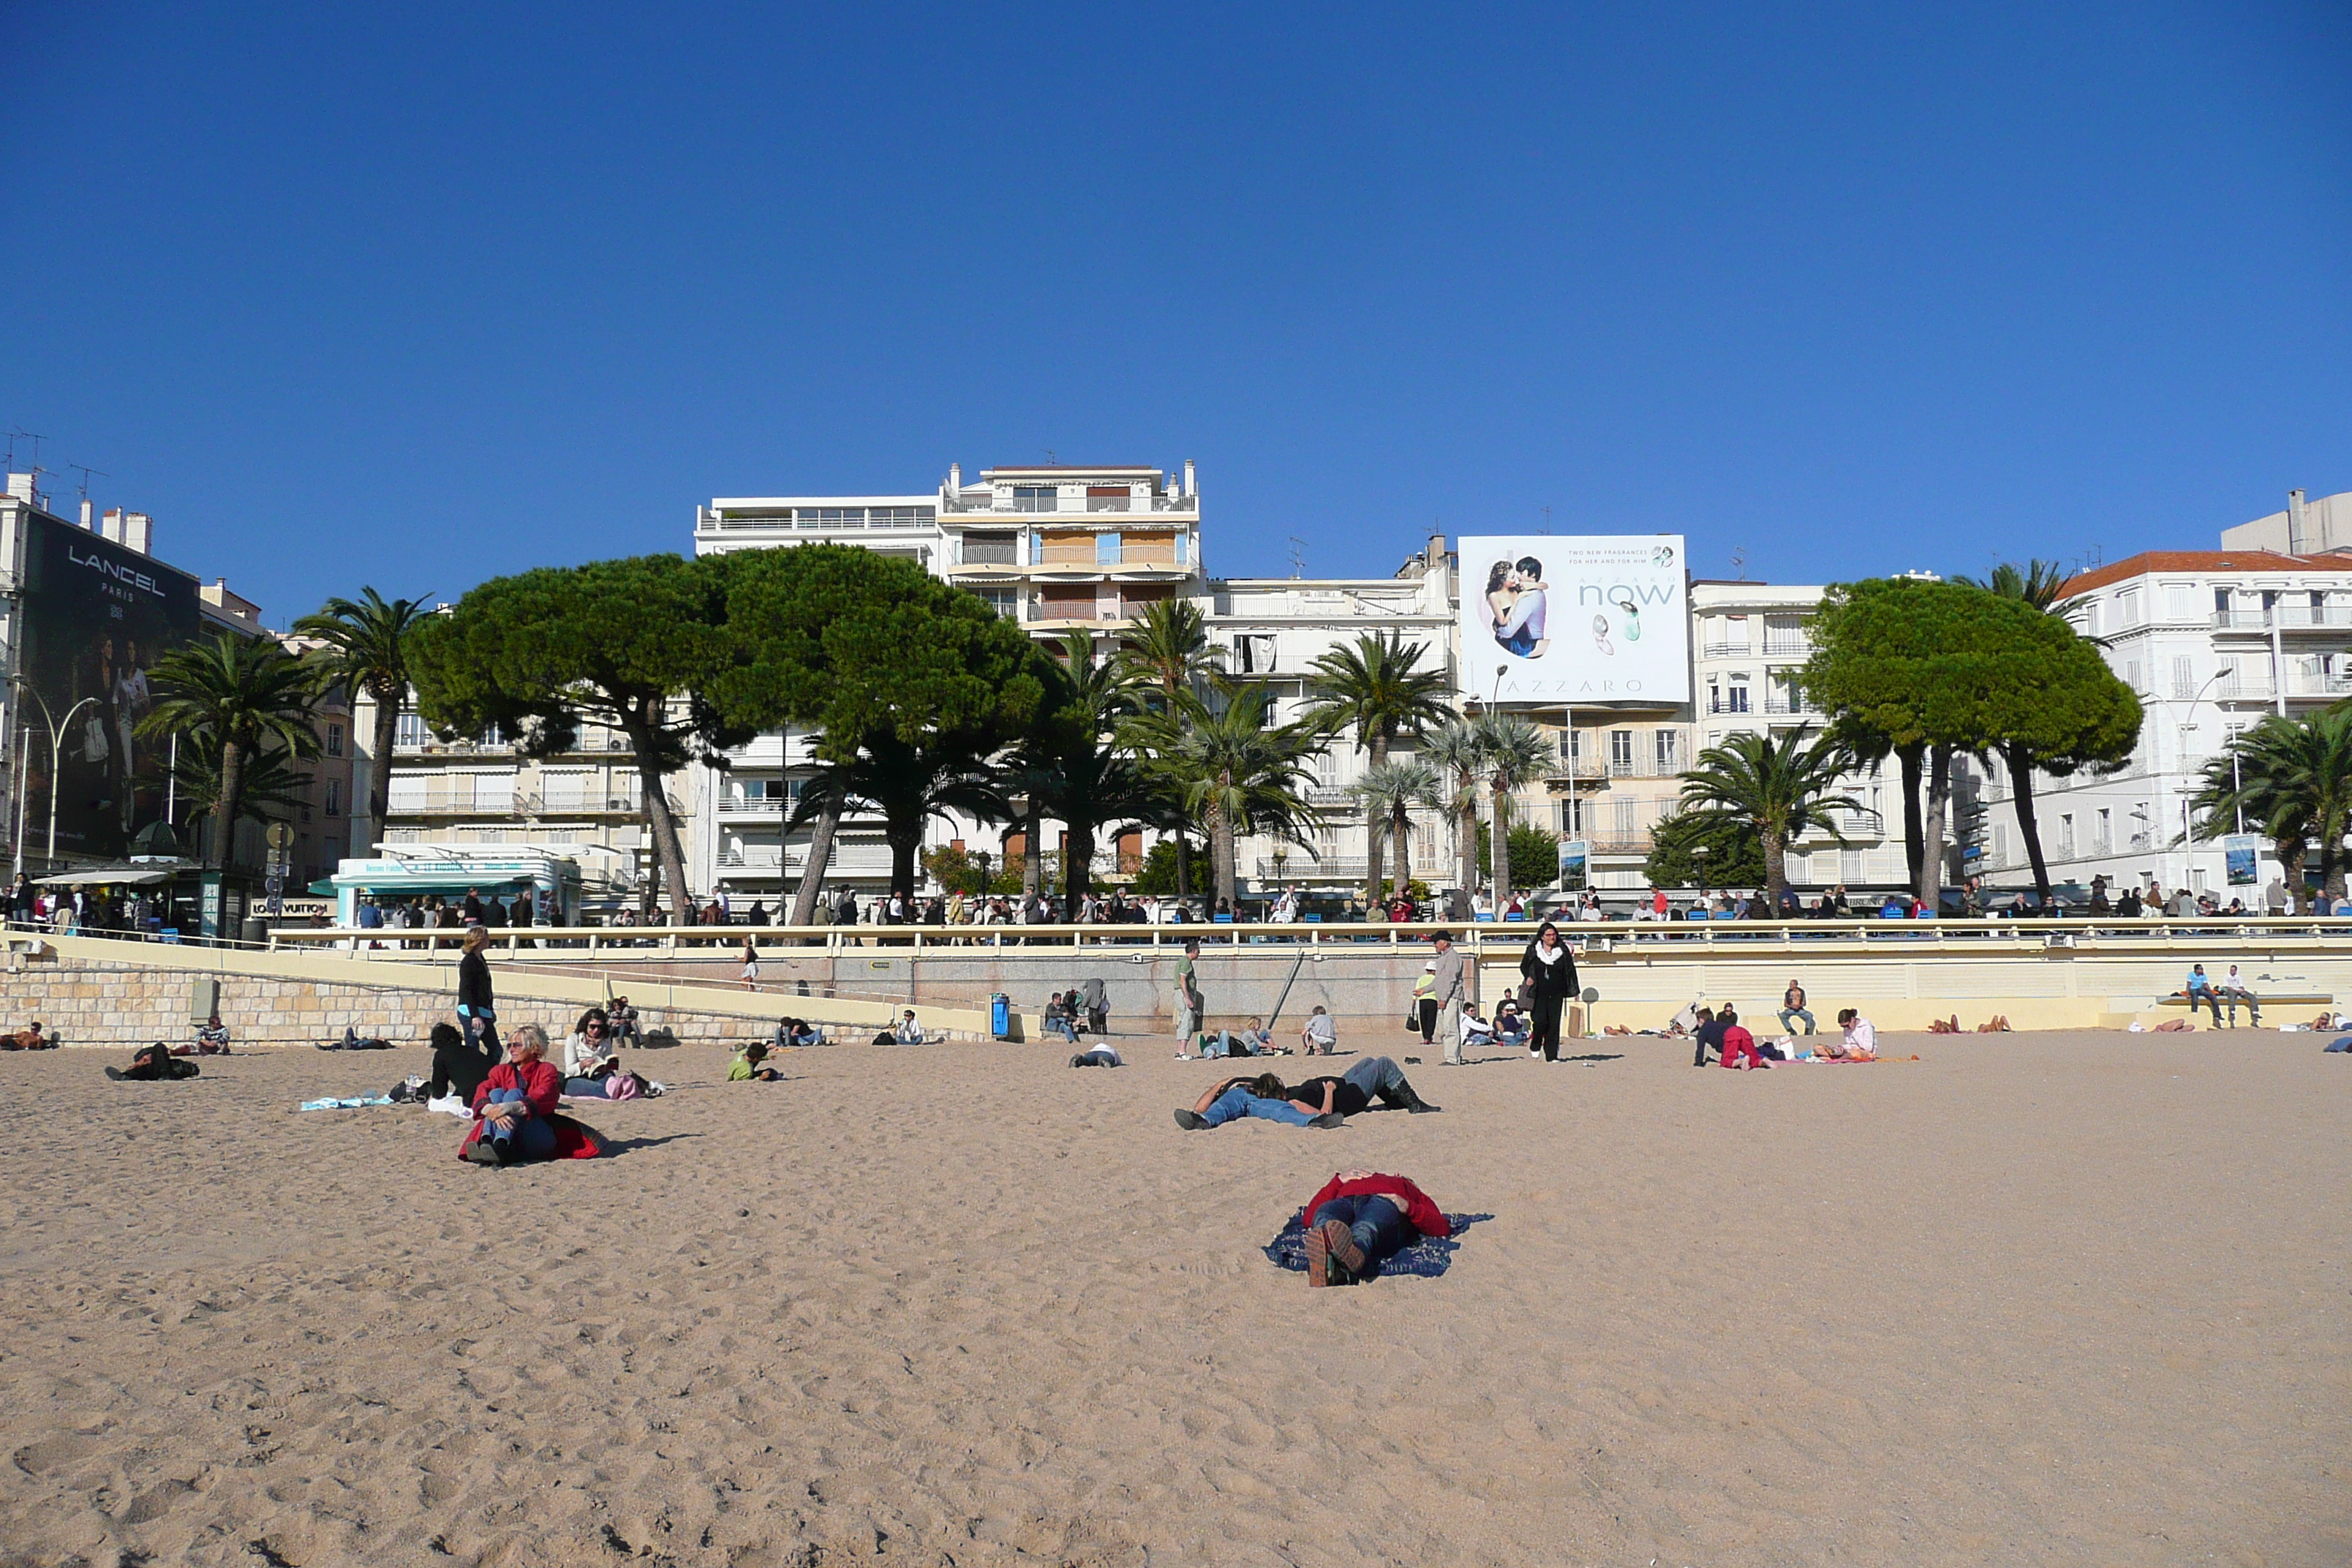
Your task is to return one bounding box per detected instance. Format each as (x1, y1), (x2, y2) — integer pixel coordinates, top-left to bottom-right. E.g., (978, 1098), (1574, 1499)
(1390, 802), (1411, 903)
(1763, 831), (1787, 913)
(788, 807), (840, 925)
(1213, 810), (1238, 908)
(1022, 803), (1044, 897)
(2278, 835), (2307, 912)
(1362, 730), (1389, 908)
(886, 817), (922, 900)
(1899, 744), (1926, 889)
(1915, 743), (1952, 908)
(1173, 822), (1192, 903)
(623, 706), (695, 924)
(1063, 819), (1095, 908)
(2005, 742), (2053, 905)
(1491, 784), (1513, 908)
(211, 738), (245, 871)
(366, 687), (400, 853)
(2326, 810), (2348, 900)
(1457, 786), (1478, 908)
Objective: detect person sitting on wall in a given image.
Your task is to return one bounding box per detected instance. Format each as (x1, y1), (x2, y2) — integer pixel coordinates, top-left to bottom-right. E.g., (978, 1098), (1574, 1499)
(1172, 1073), (1348, 1130)
(1041, 992), (1079, 1042)
(3, 1020), (56, 1049)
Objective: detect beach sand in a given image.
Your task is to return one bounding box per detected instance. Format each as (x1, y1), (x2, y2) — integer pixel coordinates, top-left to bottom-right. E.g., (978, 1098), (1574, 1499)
(0, 1028), (2344, 1567)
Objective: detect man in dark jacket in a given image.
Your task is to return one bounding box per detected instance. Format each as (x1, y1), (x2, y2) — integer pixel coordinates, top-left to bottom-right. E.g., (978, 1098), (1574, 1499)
(1692, 1006), (1727, 1068)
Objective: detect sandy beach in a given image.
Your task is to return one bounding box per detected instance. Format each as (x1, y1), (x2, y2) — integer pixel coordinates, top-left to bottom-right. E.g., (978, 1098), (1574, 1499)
(1, 1028), (2345, 1567)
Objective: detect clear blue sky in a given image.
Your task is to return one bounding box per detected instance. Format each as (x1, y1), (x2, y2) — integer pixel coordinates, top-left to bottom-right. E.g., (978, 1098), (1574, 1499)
(4, 2), (2345, 624)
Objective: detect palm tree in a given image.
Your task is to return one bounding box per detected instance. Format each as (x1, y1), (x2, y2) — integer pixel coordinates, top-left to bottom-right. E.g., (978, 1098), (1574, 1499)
(788, 734), (1010, 901)
(1136, 683), (1323, 908)
(1028, 633), (1155, 906)
(1117, 599), (1225, 903)
(1303, 631), (1452, 905)
(1350, 758), (1443, 902)
(137, 635), (325, 869)
(1674, 726), (1863, 912)
(292, 588), (431, 848)
(2189, 708), (2352, 902)
(1422, 715), (1488, 905)
(1470, 712), (1556, 909)
(167, 738), (314, 843)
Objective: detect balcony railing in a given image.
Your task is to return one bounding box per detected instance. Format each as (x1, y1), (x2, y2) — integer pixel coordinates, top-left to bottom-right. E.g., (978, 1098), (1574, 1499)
(1700, 641), (1750, 657)
(2213, 606), (2352, 630)
(943, 492), (1196, 515)
(1762, 696), (1818, 715)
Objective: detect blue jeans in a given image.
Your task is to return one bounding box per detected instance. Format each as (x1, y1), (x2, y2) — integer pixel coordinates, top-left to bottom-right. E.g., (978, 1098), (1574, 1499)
(1779, 1008), (1816, 1035)
(1202, 1033), (1264, 1058)
(563, 1076), (611, 1098)
(460, 1009), (497, 1052)
(1044, 1017), (1076, 1041)
(1343, 1056), (1405, 1102)
(1311, 1194), (1410, 1270)
(1200, 1084), (1313, 1127)
(483, 1087), (556, 1158)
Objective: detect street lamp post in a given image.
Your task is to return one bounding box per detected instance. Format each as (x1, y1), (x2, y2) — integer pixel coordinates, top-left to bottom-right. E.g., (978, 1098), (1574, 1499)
(1692, 843), (1711, 907)
(12, 682), (99, 873)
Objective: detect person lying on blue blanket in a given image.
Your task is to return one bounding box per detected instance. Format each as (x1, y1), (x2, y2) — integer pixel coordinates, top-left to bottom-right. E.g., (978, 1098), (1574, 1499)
(1301, 1169), (1451, 1287)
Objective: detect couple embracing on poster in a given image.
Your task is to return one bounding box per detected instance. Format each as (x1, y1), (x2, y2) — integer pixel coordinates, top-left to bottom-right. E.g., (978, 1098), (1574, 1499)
(1482, 555), (1550, 657)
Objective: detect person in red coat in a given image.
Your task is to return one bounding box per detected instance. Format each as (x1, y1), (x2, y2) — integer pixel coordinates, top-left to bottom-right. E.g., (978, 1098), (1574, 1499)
(461, 1024), (603, 1165)
(1719, 1014), (1767, 1070)
(1300, 1169), (1450, 1288)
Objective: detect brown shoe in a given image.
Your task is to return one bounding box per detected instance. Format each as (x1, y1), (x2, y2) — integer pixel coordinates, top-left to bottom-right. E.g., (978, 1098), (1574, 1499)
(1305, 1218), (1361, 1287)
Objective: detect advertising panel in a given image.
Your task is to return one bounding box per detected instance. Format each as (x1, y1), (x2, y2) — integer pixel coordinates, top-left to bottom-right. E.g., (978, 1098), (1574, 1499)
(1458, 535), (1690, 706)
(2221, 833), (2261, 887)
(18, 513), (203, 860)
(1556, 838), (1590, 892)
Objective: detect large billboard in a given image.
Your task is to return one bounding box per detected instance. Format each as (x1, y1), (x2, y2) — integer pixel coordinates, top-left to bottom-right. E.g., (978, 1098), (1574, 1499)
(18, 513), (203, 860)
(1458, 534), (1690, 706)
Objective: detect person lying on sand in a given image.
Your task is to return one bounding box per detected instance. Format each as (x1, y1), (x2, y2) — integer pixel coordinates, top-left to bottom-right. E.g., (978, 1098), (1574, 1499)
(106, 1043), (198, 1081)
(2, 1020), (56, 1049)
(772, 1018), (823, 1049)
(1719, 1014), (1768, 1069)
(1068, 1043), (1123, 1068)
(1288, 1056), (1441, 1117)
(1174, 1073), (1347, 1130)
(1302, 1169), (1452, 1288)
(728, 1040), (782, 1082)
(464, 1026), (564, 1164)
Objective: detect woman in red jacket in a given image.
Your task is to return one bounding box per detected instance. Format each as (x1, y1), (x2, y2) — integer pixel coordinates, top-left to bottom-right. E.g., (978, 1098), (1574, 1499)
(465, 1024), (565, 1164)
(1301, 1169), (1450, 1288)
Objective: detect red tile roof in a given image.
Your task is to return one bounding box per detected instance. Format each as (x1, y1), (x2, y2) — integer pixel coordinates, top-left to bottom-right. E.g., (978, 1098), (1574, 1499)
(2061, 550), (2352, 595)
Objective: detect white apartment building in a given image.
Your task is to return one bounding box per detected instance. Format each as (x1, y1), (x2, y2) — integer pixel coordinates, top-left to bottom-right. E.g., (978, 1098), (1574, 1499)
(1979, 543), (2352, 900)
(687, 461), (1205, 902)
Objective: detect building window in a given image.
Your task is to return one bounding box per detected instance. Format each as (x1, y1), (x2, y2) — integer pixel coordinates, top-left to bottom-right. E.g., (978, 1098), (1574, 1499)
(2094, 808), (2112, 854)
(1609, 730), (1635, 772)
(976, 587), (1021, 620)
(1992, 823), (2008, 866)
(395, 712), (431, 750)
(1706, 682), (1722, 715)
(2216, 655), (2241, 698)
(478, 723), (504, 747)
(1612, 798), (1638, 840)
(2118, 588), (2141, 625)
(324, 780), (341, 817)
(1654, 730), (1679, 772)
(961, 531), (1019, 565)
(1725, 679), (1751, 715)
(2125, 660), (2144, 693)
(1095, 531), (1123, 565)
(325, 723), (344, 757)
(1174, 532), (1188, 565)
(2171, 655), (2195, 698)
(1012, 486), (1058, 513)
(2057, 813), (2076, 857)
(2164, 585), (2195, 622)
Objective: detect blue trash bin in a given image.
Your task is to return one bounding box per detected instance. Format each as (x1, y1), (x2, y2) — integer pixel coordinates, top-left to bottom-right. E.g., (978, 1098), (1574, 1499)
(990, 992), (1011, 1039)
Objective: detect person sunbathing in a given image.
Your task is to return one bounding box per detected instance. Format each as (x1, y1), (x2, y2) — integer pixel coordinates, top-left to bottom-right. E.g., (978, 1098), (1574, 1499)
(3, 1020), (56, 1049)
(1288, 1055), (1440, 1117)
(106, 1042), (198, 1081)
(1300, 1168), (1452, 1287)
(728, 1040), (782, 1082)
(1068, 1043), (1123, 1068)
(1173, 1073), (1347, 1130)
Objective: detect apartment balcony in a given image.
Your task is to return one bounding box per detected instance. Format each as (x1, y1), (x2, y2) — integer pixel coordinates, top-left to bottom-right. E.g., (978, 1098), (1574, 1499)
(525, 793), (670, 819)
(943, 493), (1196, 515)
(1762, 695), (1819, 716)
(385, 788), (521, 818)
(1762, 638), (1812, 657)
(2283, 668), (2352, 700)
(2212, 607), (2352, 633)
(1700, 641), (1752, 658)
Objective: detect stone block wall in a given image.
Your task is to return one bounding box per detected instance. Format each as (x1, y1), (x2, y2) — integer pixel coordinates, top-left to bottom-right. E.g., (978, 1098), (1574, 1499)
(0, 955), (983, 1049)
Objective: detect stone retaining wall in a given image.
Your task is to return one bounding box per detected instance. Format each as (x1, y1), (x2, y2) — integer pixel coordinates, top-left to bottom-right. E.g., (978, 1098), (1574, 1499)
(0, 954), (984, 1049)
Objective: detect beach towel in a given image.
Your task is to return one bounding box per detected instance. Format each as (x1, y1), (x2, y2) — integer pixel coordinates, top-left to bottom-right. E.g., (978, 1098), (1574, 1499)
(1262, 1213), (1490, 1281)
(456, 1112), (605, 1162)
(298, 1095), (396, 1111)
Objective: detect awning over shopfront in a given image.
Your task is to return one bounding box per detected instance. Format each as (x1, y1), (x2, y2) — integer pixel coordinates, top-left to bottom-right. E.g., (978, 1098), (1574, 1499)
(35, 866), (177, 887)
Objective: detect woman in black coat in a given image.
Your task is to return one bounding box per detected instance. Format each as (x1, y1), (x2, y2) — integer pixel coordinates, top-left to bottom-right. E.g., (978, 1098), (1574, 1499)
(456, 924), (497, 1052)
(1518, 921), (1579, 1063)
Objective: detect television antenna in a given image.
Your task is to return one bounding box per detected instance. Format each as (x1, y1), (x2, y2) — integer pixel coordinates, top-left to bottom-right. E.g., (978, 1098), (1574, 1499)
(5, 429), (44, 471)
(1730, 545), (1748, 580)
(67, 462), (107, 502)
(1539, 505), (1552, 535)
(1287, 536), (1308, 578)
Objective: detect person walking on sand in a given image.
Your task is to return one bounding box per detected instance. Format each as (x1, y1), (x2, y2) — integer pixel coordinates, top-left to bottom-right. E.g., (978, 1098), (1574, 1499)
(1429, 930), (1469, 1065)
(1518, 921), (1578, 1062)
(740, 934), (761, 990)
(456, 924), (497, 1054)
(1173, 938), (1205, 1055)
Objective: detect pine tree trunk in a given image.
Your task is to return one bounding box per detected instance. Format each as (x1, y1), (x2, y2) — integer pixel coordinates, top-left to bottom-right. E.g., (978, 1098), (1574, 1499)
(625, 705), (695, 924)
(788, 807), (840, 925)
(1899, 745), (1926, 890)
(1915, 743), (1952, 909)
(2005, 742), (2053, 905)
(1457, 788), (1478, 911)
(887, 819), (921, 900)
(1362, 729), (1389, 908)
(1022, 803), (1043, 897)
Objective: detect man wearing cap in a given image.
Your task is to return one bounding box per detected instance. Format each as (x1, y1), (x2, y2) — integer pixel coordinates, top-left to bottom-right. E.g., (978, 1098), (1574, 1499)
(1429, 931), (1469, 1066)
